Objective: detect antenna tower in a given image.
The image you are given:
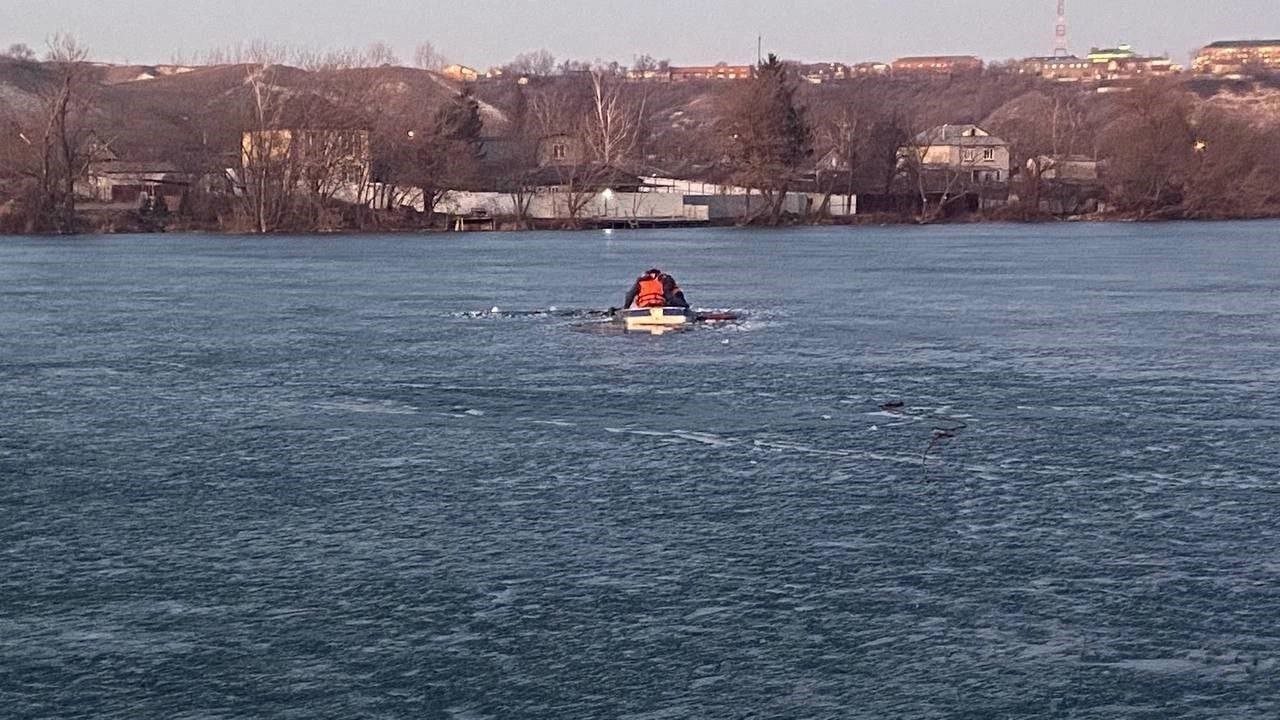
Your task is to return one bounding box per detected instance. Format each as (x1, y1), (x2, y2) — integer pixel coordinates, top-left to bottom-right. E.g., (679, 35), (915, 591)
(1054, 0), (1070, 56)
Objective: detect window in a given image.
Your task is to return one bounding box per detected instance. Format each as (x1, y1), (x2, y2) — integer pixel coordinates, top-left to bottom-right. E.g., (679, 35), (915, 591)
(983, 148), (996, 161)
(552, 144), (567, 160)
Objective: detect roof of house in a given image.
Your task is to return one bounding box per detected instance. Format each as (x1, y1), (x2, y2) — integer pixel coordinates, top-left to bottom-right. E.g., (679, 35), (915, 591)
(524, 164), (643, 189)
(913, 124), (1007, 147)
(1204, 39), (1280, 49)
(90, 160), (183, 175)
(1087, 46), (1138, 58)
(241, 94), (373, 132)
(1026, 55), (1087, 63)
(893, 55), (983, 64)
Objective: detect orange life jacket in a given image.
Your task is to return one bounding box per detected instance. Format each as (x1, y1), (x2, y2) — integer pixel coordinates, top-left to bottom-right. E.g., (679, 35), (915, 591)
(636, 276), (667, 307)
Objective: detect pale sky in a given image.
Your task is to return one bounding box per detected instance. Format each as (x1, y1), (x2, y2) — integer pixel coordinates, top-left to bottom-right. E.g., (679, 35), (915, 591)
(7, 1), (1279, 68)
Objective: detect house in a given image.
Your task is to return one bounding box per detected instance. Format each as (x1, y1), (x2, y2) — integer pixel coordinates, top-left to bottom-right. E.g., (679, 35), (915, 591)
(78, 159), (188, 208)
(535, 133), (587, 168)
(239, 94), (372, 188)
(1020, 56), (1098, 82)
(442, 64), (480, 83)
(1086, 45), (1181, 79)
(901, 124), (1010, 184)
(852, 62), (891, 77)
(1028, 155), (1102, 183)
(891, 55), (984, 78)
(627, 63), (754, 82)
(242, 128), (370, 183)
(669, 63), (755, 81)
(523, 165), (644, 193)
(815, 148), (852, 173)
(626, 67), (669, 81)
(798, 63), (851, 84)
(1085, 45), (1138, 64)
(1194, 40), (1280, 75)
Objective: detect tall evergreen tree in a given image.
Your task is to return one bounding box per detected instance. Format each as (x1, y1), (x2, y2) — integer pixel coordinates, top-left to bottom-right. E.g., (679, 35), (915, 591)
(722, 54), (812, 224)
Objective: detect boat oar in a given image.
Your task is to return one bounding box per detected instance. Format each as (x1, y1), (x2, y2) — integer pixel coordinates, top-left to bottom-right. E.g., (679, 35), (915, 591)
(696, 312), (739, 323)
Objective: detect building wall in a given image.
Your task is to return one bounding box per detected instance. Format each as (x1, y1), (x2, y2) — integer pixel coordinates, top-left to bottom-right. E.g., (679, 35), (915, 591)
(361, 186), (857, 221)
(891, 56), (984, 77)
(640, 176), (753, 196)
(535, 135), (587, 168)
(1194, 42), (1280, 74)
(242, 129), (371, 184)
(669, 65), (754, 81)
(442, 65), (479, 82)
(421, 189), (708, 221)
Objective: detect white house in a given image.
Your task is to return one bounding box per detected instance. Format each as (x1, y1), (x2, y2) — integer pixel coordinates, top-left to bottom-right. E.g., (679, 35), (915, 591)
(902, 124), (1011, 184)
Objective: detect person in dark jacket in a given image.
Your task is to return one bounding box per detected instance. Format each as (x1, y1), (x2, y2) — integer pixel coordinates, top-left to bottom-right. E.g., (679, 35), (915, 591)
(624, 268), (689, 309)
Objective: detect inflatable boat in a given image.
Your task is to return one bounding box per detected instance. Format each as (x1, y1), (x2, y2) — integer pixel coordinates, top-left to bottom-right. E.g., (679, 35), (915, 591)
(619, 307), (696, 333)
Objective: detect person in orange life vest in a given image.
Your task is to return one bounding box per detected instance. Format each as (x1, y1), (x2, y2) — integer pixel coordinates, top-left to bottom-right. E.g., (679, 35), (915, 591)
(624, 268), (689, 309)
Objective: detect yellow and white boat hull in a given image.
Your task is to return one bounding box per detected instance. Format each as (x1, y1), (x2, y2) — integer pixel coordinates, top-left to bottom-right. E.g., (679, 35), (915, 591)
(621, 307), (694, 333)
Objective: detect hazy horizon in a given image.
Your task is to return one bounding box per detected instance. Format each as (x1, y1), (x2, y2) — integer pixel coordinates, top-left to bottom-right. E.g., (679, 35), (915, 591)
(7, 0), (1280, 68)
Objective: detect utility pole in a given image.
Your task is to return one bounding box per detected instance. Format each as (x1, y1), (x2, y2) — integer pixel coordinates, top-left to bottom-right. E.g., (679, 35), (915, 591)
(1054, 0), (1070, 56)
(757, 35), (762, 65)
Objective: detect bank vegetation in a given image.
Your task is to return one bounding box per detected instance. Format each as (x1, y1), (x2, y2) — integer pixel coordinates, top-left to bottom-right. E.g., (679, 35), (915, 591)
(3, 39), (1280, 234)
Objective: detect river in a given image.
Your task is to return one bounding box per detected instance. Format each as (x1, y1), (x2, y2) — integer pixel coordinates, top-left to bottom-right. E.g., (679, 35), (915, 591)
(2, 222), (1278, 718)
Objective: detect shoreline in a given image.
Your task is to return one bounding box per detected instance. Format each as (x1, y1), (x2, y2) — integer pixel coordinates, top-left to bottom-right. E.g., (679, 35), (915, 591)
(7, 212), (1280, 238)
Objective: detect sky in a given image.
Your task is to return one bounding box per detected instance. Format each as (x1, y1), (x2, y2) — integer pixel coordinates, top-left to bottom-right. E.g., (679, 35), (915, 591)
(7, 0), (1280, 68)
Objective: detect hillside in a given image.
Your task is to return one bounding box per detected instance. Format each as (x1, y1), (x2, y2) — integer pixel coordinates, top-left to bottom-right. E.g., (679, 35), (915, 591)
(5, 58), (1280, 231)
(1, 60), (474, 165)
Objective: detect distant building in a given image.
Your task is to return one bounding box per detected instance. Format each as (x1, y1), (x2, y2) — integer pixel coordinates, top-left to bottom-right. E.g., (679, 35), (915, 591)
(798, 62), (851, 84)
(535, 133), (587, 168)
(241, 128), (372, 186)
(1194, 39), (1280, 75)
(625, 67), (669, 81)
(78, 159), (188, 208)
(238, 94), (372, 189)
(901, 124), (1010, 184)
(852, 62), (891, 77)
(441, 64), (480, 83)
(891, 55), (984, 78)
(669, 63), (755, 81)
(1029, 155), (1102, 183)
(1085, 45), (1138, 64)
(1020, 55), (1097, 82)
(1085, 45), (1180, 79)
(622, 63), (753, 82)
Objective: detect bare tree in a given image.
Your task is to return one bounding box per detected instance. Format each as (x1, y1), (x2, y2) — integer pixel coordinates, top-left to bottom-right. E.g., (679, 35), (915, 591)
(1099, 81), (1196, 216)
(26, 34), (96, 233)
(494, 88), (539, 228)
(897, 123), (988, 223)
(3, 43), (37, 62)
(549, 158), (611, 229)
(814, 106), (860, 216)
(632, 54), (657, 74)
(241, 41), (292, 66)
(374, 87), (485, 223)
(505, 50), (556, 77)
(584, 69), (647, 168)
(1181, 108), (1280, 218)
(364, 41), (400, 68)
(413, 42), (447, 72)
(986, 90), (1090, 217)
(239, 64), (292, 233)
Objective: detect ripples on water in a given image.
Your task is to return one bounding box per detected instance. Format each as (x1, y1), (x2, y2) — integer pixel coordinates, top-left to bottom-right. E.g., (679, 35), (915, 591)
(2, 224), (1279, 718)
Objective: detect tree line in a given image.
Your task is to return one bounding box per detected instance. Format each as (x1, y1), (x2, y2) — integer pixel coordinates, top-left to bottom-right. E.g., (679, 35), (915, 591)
(3, 40), (1280, 233)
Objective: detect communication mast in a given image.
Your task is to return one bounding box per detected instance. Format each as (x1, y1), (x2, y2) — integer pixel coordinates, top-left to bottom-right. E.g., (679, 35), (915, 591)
(1054, 0), (1070, 56)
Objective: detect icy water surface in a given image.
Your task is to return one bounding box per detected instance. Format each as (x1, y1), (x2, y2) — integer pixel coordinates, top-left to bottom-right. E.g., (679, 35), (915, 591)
(2, 223), (1279, 718)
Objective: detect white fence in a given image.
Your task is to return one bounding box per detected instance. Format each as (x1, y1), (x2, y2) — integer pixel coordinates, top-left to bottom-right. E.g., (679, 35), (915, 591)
(351, 183), (854, 221)
(409, 190), (708, 221)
